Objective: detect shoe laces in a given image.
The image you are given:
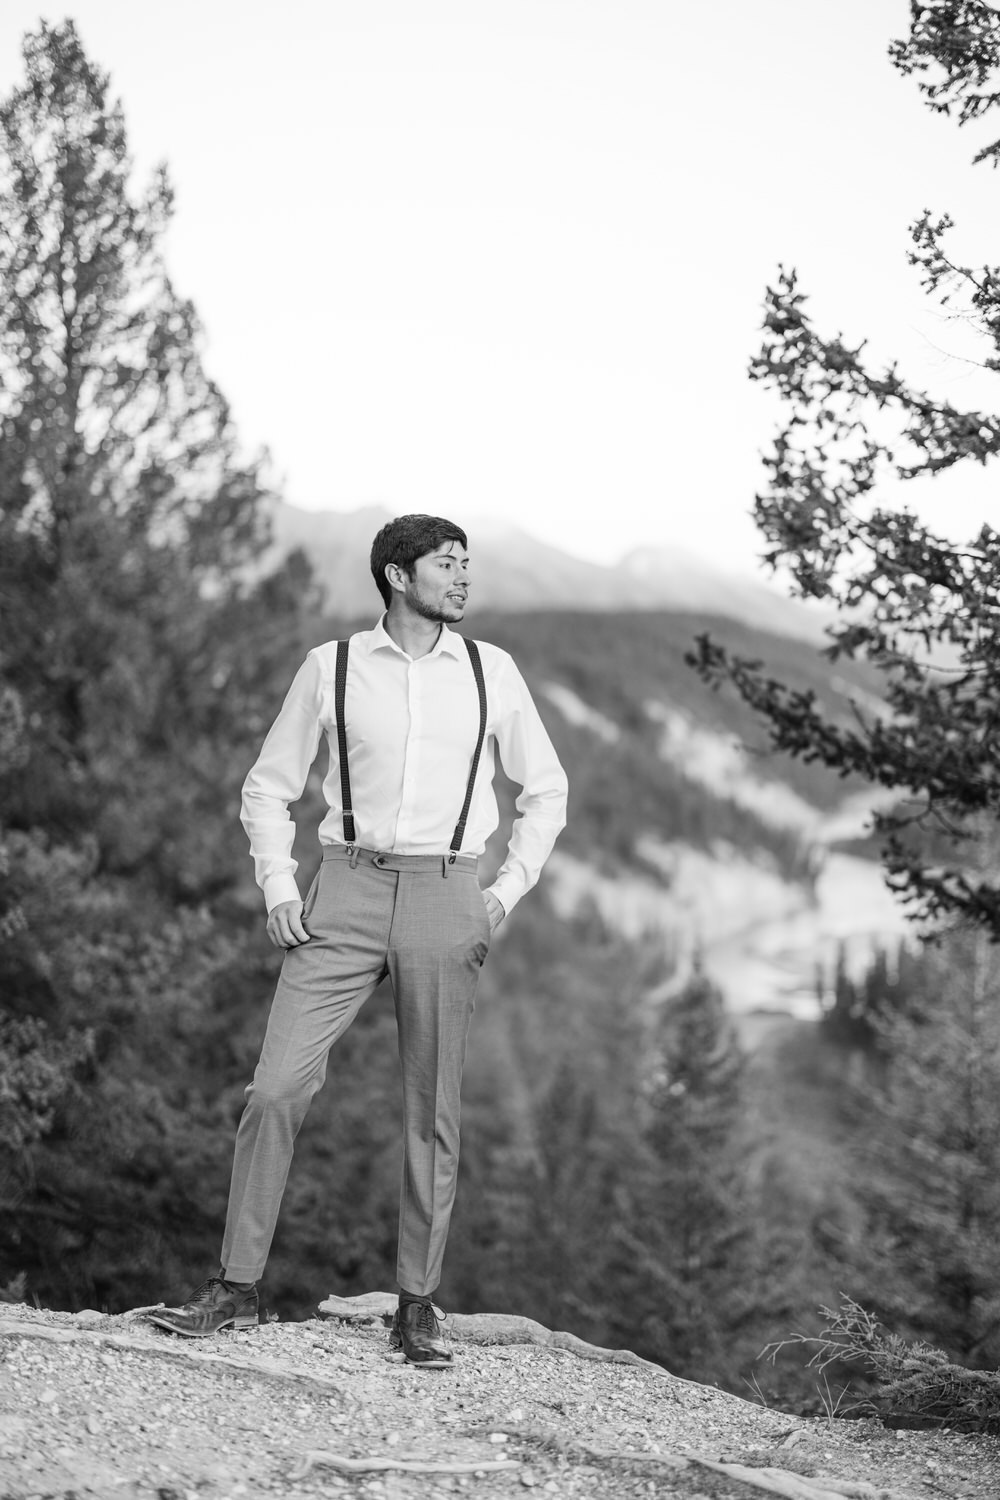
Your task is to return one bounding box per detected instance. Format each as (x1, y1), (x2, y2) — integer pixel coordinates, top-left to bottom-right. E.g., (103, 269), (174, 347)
(189, 1277), (225, 1304)
(411, 1301), (446, 1334)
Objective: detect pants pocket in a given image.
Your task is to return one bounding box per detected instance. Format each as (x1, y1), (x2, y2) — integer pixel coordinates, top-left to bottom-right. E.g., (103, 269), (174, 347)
(300, 870), (321, 923)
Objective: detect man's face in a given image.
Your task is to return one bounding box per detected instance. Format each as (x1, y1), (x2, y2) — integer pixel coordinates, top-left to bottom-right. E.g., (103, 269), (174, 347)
(397, 539), (470, 623)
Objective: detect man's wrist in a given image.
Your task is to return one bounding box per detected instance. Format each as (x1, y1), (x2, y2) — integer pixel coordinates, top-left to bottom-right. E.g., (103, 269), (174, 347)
(264, 872), (302, 913)
(485, 887), (508, 918)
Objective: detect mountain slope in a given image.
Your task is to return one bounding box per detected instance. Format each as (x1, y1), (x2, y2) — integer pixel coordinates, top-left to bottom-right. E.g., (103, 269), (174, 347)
(473, 610), (907, 1015)
(263, 500), (831, 639)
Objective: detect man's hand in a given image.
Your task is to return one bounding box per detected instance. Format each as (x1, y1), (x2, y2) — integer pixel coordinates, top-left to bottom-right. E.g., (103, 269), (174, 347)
(266, 899), (311, 950)
(483, 891), (506, 934)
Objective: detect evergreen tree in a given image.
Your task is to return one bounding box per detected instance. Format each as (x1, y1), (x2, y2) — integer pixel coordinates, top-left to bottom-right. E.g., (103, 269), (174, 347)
(819, 941), (920, 1055)
(0, 21), (315, 1309)
(449, 900), (657, 1339)
(620, 968), (757, 1380)
(688, 0), (1000, 939)
(0, 20), (318, 898)
(850, 932), (1000, 1366)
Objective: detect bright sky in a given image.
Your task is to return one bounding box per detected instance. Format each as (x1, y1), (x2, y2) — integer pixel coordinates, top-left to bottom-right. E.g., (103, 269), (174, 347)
(3, 2), (999, 573)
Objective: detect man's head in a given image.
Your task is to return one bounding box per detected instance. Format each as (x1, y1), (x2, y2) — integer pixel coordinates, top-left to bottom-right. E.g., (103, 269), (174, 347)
(370, 514), (470, 623)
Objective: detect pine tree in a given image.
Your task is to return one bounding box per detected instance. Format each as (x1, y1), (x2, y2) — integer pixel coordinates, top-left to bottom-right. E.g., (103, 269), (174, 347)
(851, 931), (1000, 1366)
(688, 0), (1000, 938)
(621, 969), (757, 1381)
(0, 20), (302, 893)
(0, 21), (315, 1309)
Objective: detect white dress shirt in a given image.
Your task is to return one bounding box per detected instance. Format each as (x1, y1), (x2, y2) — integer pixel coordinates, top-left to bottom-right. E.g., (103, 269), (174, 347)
(241, 617), (568, 915)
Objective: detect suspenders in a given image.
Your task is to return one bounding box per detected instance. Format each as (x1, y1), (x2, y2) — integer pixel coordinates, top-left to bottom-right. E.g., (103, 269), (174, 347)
(333, 640), (357, 850)
(334, 635), (488, 862)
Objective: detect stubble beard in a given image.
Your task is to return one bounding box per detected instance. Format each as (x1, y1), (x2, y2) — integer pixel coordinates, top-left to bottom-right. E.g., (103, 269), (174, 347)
(406, 588), (467, 624)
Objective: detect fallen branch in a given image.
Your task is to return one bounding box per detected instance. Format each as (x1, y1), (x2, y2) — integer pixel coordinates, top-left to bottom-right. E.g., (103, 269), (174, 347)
(689, 1458), (916, 1500)
(766, 1299), (1000, 1437)
(458, 1426), (916, 1500)
(290, 1451), (521, 1481)
(459, 1424), (689, 1469)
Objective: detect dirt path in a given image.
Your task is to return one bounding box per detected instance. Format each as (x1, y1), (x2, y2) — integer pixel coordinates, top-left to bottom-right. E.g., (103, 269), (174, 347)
(1, 1296), (998, 1500)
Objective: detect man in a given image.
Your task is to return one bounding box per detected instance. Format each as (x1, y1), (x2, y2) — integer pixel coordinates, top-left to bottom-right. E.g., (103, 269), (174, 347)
(151, 514), (568, 1366)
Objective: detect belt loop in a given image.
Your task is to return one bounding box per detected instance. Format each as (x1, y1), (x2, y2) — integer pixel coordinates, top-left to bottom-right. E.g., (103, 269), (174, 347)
(441, 855), (449, 879)
(349, 845), (360, 869)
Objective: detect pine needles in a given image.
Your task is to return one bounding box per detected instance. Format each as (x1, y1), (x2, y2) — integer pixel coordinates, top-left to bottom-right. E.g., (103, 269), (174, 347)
(764, 1298), (1000, 1435)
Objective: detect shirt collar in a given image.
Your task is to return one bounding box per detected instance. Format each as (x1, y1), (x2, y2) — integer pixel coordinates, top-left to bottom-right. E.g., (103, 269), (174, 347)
(364, 615), (466, 661)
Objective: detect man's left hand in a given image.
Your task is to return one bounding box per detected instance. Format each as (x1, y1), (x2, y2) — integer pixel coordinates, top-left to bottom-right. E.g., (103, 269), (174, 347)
(483, 891), (506, 934)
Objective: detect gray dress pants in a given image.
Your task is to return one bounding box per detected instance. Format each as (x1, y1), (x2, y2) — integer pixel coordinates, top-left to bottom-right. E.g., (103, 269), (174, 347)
(221, 846), (491, 1293)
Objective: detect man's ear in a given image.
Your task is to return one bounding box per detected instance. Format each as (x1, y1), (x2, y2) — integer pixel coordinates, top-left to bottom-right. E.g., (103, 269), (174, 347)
(385, 562), (407, 596)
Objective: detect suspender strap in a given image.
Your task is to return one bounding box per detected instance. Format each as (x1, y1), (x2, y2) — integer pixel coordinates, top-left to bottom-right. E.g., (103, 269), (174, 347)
(334, 639), (356, 849)
(334, 633), (488, 859)
(449, 636), (488, 860)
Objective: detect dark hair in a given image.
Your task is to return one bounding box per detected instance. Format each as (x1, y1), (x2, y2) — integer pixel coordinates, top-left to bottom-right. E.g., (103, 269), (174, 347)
(369, 514), (468, 606)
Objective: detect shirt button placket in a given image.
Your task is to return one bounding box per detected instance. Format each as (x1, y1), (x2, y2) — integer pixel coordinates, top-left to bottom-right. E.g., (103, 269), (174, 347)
(396, 659), (419, 844)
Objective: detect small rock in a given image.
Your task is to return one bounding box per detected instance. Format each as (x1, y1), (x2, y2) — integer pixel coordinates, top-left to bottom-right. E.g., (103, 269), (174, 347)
(38, 1387), (57, 1405)
(384, 1431), (400, 1446)
(781, 1428), (808, 1449)
(73, 1309), (104, 1326)
(85, 1413), (103, 1436)
(519, 1472), (538, 1489)
(489, 1432), (510, 1444)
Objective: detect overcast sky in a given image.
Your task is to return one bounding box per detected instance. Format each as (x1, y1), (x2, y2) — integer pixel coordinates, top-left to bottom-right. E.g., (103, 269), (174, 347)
(2, 2), (999, 573)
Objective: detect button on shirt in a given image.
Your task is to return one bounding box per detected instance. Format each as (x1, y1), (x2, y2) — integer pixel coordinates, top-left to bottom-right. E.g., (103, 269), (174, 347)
(241, 617), (569, 916)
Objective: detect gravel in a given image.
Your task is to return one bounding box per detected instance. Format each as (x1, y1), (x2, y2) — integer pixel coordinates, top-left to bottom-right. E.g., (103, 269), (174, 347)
(0, 1298), (998, 1499)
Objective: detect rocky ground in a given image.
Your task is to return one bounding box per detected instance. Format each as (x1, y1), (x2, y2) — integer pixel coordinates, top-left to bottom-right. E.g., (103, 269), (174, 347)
(0, 1294), (997, 1500)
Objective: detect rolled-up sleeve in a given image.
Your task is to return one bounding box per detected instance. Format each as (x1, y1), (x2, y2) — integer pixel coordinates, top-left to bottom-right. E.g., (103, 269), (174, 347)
(241, 651), (326, 912)
(488, 657), (568, 915)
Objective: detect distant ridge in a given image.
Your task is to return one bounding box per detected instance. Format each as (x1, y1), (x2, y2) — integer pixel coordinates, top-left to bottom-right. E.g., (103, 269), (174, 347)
(263, 500), (831, 641)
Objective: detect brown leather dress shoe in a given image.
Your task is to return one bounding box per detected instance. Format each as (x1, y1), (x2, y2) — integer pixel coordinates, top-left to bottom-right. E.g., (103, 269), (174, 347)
(148, 1277), (259, 1338)
(389, 1301), (453, 1368)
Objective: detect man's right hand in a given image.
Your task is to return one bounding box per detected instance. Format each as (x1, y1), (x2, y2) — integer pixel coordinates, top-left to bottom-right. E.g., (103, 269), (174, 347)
(266, 899), (311, 950)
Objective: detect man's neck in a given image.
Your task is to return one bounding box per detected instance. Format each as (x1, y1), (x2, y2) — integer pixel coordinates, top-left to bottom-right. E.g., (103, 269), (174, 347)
(384, 608), (444, 660)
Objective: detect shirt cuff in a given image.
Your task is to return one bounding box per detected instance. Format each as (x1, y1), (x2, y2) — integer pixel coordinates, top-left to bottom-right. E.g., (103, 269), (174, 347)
(263, 871), (303, 913)
(486, 881), (515, 916)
